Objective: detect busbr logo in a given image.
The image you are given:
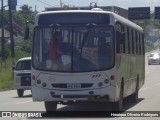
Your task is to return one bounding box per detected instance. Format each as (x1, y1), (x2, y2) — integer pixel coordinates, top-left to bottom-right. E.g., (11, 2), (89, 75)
(2, 112), (12, 117)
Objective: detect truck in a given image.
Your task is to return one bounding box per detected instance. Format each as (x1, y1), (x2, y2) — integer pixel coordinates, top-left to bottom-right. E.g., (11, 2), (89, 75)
(13, 57), (31, 97)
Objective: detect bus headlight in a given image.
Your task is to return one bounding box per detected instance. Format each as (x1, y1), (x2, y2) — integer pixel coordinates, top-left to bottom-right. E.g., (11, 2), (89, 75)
(110, 75), (115, 80)
(42, 82), (47, 87)
(104, 79), (109, 84)
(98, 82), (103, 87)
(37, 79), (41, 84)
(32, 75), (36, 80)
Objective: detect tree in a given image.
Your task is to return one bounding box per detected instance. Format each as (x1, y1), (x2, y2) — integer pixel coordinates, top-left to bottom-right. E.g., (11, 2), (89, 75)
(19, 4), (32, 16)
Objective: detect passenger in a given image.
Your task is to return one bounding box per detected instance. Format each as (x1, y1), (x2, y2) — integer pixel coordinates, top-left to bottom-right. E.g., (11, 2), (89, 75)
(48, 42), (72, 70)
(98, 37), (111, 69)
(47, 31), (62, 69)
(48, 32), (62, 60)
(59, 43), (72, 70)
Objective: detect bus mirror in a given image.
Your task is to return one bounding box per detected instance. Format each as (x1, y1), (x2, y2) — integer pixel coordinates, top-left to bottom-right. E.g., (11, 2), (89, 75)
(24, 27), (29, 40)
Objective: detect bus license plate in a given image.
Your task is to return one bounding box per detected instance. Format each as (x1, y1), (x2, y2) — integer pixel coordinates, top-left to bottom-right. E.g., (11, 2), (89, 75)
(67, 83), (81, 89)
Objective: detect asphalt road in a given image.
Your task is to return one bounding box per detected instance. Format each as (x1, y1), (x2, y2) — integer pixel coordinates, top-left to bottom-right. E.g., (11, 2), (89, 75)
(1, 51), (160, 120)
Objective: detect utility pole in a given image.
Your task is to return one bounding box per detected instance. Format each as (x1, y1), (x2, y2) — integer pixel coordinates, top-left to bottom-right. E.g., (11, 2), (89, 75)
(8, 0), (15, 67)
(60, 0), (63, 8)
(1, 0), (5, 62)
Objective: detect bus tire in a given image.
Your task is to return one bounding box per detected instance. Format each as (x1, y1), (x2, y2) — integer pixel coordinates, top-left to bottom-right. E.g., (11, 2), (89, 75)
(44, 101), (57, 112)
(114, 83), (123, 111)
(130, 78), (139, 102)
(17, 89), (24, 97)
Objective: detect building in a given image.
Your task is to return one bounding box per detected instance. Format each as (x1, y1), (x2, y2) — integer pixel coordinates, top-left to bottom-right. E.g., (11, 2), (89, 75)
(0, 28), (10, 40)
(45, 6), (128, 19)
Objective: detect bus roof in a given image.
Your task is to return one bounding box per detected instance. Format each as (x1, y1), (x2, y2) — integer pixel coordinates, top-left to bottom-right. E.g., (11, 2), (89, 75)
(36, 10), (143, 32)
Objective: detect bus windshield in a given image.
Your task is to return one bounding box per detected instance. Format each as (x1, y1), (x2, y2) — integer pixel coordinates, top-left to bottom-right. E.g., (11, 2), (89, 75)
(16, 60), (31, 70)
(33, 26), (114, 72)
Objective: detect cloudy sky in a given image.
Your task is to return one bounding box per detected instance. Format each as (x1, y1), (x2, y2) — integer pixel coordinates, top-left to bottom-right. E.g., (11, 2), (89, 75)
(2, 0), (160, 11)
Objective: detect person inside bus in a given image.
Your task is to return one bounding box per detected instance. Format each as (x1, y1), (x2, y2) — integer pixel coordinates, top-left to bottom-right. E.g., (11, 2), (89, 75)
(50, 42), (72, 71)
(98, 37), (111, 69)
(47, 32), (72, 70)
(47, 31), (63, 69)
(59, 43), (72, 70)
(48, 31), (61, 60)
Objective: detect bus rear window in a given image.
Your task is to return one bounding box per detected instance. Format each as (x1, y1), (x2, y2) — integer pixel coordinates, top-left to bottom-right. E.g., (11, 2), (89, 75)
(38, 13), (110, 25)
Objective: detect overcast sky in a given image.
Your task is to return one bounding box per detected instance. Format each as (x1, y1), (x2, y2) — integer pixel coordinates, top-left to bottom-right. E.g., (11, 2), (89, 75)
(2, 0), (160, 11)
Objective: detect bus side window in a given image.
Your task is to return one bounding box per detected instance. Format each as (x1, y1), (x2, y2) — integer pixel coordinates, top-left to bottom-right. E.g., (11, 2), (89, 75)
(116, 24), (125, 53)
(137, 33), (140, 55)
(125, 27), (128, 54)
(121, 26), (125, 53)
(131, 30), (134, 54)
(129, 28), (132, 54)
(135, 31), (138, 55)
(116, 24), (120, 53)
(133, 30), (136, 54)
(139, 33), (142, 55)
(127, 28), (130, 54)
(142, 34), (145, 55)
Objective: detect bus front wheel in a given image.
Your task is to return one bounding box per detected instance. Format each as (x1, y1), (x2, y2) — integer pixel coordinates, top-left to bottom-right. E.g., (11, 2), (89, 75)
(44, 101), (57, 112)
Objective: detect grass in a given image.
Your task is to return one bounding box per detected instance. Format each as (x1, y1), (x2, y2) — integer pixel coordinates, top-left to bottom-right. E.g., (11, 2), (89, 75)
(0, 68), (13, 90)
(0, 56), (28, 90)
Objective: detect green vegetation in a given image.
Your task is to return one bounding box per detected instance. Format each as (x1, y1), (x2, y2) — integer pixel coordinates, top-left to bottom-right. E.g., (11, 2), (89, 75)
(135, 19), (160, 52)
(0, 69), (13, 90)
(0, 4), (34, 90)
(145, 39), (154, 52)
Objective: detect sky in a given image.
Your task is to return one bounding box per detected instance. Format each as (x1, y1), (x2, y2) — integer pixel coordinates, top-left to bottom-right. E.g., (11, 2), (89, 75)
(1, 0), (160, 12)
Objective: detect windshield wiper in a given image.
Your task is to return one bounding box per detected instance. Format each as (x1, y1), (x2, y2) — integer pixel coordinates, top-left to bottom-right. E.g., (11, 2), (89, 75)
(79, 23), (97, 59)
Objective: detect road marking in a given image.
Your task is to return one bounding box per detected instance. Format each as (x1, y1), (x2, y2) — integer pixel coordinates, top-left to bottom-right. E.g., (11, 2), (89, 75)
(15, 100), (32, 105)
(140, 87), (150, 91)
(155, 83), (160, 86)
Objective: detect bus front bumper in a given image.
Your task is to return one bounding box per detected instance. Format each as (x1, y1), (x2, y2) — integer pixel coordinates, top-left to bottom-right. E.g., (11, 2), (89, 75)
(31, 85), (116, 102)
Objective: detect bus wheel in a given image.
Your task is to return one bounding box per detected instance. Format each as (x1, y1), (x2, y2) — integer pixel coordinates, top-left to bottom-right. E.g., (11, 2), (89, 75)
(130, 79), (139, 102)
(17, 89), (24, 97)
(44, 101), (57, 112)
(115, 84), (123, 111)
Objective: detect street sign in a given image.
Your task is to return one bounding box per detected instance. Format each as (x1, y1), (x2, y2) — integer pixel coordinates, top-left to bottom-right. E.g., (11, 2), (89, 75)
(128, 7), (150, 20)
(155, 7), (160, 19)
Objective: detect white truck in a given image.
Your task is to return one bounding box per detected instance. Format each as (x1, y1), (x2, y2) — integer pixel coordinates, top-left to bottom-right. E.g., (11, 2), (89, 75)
(13, 57), (31, 97)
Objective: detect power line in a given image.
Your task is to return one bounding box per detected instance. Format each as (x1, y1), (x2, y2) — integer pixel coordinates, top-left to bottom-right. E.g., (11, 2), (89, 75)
(36, 0), (53, 7)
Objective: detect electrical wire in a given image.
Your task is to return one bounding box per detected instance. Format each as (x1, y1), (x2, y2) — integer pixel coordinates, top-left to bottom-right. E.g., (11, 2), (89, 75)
(36, 0), (53, 7)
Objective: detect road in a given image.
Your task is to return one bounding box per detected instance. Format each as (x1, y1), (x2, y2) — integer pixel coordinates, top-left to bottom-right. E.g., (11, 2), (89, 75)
(1, 51), (160, 120)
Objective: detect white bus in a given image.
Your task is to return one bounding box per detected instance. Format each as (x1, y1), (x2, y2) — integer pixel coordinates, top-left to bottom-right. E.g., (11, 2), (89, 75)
(30, 9), (145, 111)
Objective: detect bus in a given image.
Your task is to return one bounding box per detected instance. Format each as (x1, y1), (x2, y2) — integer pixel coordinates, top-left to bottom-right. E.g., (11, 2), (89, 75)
(29, 8), (145, 111)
